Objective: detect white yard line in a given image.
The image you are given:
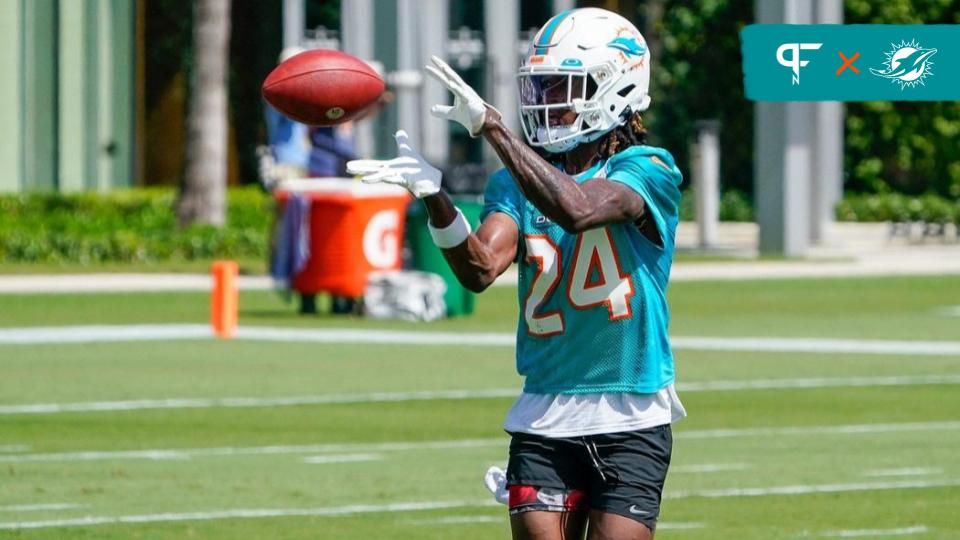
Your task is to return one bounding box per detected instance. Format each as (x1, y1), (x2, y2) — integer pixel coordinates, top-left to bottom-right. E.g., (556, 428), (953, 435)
(671, 463), (750, 474)
(0, 274), (272, 294)
(0, 325), (210, 345)
(1, 479), (956, 530)
(819, 525), (930, 537)
(676, 421), (960, 440)
(404, 515), (502, 525)
(302, 453), (382, 464)
(936, 306), (960, 317)
(667, 479), (960, 499)
(0, 444), (30, 453)
(2, 325), (960, 357)
(0, 504), (82, 512)
(0, 438), (506, 464)
(2, 420), (958, 465)
(0, 499), (490, 530)
(863, 468), (943, 478)
(2, 374), (957, 416)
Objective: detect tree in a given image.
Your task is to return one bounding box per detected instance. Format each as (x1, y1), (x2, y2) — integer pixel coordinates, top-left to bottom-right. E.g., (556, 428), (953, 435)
(177, 0), (232, 226)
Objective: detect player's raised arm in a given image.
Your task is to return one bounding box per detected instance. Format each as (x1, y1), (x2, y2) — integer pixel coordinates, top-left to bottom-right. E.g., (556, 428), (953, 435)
(424, 56), (648, 235)
(346, 131), (517, 293)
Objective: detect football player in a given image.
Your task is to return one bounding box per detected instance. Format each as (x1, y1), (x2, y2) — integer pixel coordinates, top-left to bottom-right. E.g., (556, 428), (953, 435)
(348, 8), (685, 540)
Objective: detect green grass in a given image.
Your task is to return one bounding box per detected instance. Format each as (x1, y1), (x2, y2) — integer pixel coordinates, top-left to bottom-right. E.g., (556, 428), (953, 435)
(1, 274), (957, 339)
(0, 275), (959, 538)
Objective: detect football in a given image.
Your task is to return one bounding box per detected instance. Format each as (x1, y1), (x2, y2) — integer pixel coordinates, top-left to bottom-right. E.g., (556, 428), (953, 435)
(261, 49), (385, 126)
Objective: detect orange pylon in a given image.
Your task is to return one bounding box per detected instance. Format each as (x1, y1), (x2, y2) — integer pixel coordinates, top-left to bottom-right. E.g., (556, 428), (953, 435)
(211, 260), (239, 339)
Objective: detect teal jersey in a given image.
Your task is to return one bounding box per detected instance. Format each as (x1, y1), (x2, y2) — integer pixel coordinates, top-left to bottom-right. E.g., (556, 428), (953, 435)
(481, 145), (683, 394)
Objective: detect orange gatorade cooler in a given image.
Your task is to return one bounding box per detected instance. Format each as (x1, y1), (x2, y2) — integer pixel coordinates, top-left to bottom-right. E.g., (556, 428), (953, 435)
(275, 179), (411, 298)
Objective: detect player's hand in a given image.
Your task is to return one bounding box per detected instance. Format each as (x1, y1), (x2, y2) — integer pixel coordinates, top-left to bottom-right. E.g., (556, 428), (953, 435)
(345, 130), (442, 199)
(425, 56), (496, 137)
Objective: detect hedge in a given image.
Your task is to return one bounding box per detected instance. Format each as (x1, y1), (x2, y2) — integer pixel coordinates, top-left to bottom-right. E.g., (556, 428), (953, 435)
(2, 188), (954, 265)
(836, 193), (960, 223)
(0, 188), (273, 264)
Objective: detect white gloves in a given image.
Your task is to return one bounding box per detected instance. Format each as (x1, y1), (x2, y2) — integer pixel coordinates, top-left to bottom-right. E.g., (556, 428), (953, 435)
(425, 56), (493, 137)
(484, 466), (509, 505)
(345, 130), (442, 199)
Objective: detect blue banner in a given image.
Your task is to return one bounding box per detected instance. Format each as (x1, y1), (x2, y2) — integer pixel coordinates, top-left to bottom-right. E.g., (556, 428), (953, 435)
(741, 25), (960, 101)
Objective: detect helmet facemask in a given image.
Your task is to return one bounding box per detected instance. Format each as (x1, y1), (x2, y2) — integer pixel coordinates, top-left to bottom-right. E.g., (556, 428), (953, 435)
(518, 70), (596, 154)
(518, 61), (636, 154)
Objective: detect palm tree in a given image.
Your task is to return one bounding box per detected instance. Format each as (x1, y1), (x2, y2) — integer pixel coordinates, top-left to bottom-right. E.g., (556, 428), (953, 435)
(177, 0), (231, 226)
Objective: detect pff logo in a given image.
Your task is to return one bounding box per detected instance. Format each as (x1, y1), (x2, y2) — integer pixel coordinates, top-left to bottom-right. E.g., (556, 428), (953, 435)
(776, 42), (823, 85)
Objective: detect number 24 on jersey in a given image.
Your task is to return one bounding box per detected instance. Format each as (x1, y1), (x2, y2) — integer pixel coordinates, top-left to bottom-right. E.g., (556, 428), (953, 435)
(524, 228), (635, 336)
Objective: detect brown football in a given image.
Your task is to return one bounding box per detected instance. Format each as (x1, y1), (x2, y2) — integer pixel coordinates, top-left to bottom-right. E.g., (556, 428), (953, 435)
(261, 49), (384, 126)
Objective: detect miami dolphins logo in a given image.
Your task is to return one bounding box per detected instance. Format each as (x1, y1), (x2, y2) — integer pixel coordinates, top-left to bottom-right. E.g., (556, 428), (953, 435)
(870, 39), (937, 89)
(607, 36), (646, 57)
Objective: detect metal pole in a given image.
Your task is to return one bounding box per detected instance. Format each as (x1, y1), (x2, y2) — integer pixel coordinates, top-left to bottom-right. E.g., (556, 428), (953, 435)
(341, 0), (376, 159)
(282, 0), (304, 48)
(419, 0), (449, 166)
(395, 0), (421, 148)
(483, 0), (519, 168)
(754, 0), (814, 256)
(811, 0), (844, 243)
(694, 121), (721, 249)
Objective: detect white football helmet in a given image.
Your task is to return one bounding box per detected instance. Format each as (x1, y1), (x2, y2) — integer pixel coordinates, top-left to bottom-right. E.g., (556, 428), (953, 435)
(517, 8), (651, 154)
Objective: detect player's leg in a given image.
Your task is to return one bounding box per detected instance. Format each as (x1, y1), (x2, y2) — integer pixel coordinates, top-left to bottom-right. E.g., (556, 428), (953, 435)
(511, 509), (587, 540)
(585, 510), (653, 540)
(582, 424), (673, 540)
(507, 432), (590, 540)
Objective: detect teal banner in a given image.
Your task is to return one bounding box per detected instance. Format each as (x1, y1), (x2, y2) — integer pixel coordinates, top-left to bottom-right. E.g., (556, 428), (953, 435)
(741, 25), (959, 101)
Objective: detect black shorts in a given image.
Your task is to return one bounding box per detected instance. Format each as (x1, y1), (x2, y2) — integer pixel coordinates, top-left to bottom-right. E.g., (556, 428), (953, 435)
(506, 424), (672, 530)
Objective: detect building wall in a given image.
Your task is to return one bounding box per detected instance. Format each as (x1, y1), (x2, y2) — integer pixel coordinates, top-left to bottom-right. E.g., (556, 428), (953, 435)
(0, 0), (134, 193)
(0, 0), (22, 192)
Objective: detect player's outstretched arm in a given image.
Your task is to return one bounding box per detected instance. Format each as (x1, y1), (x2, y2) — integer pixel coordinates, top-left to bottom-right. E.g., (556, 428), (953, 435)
(481, 112), (646, 234)
(425, 55), (646, 234)
(423, 192), (518, 293)
(346, 130), (518, 293)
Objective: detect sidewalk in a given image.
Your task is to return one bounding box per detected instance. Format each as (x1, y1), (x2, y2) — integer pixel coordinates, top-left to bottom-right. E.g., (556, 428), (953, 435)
(0, 223), (958, 293)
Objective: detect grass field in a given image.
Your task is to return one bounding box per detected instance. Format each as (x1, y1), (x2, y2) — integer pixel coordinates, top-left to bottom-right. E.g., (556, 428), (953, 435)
(0, 275), (958, 539)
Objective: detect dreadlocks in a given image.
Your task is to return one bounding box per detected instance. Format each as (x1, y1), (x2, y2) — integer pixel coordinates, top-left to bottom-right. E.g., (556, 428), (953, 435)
(597, 111), (648, 158)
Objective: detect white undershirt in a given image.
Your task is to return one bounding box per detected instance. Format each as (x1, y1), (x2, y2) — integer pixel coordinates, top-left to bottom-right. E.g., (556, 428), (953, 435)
(503, 384), (686, 438)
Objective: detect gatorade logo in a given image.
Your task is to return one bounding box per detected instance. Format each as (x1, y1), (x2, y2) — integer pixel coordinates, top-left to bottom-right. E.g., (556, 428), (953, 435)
(363, 210), (400, 269)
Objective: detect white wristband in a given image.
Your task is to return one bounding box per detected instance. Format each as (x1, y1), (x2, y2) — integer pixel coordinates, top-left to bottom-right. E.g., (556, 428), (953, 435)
(428, 208), (472, 248)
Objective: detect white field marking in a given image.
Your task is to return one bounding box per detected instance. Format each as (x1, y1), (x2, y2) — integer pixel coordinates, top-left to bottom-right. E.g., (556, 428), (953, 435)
(671, 336), (960, 356)
(936, 305), (960, 317)
(4, 373), (960, 416)
(657, 522), (706, 530)
(0, 325), (210, 345)
(667, 479), (960, 499)
(0, 274), (271, 294)
(671, 463), (750, 474)
(302, 453), (382, 464)
(0, 445), (30, 453)
(675, 420), (960, 440)
(820, 525), (930, 537)
(0, 438), (506, 464)
(0, 499), (495, 530)
(0, 503), (82, 512)
(680, 374), (960, 392)
(403, 515), (502, 525)
(4, 420), (960, 466)
(3, 324), (960, 357)
(2, 479), (957, 530)
(0, 389), (521, 415)
(863, 467), (943, 478)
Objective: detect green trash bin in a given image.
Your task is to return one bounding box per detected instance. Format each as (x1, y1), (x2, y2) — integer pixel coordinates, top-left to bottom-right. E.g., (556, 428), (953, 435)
(406, 196), (484, 316)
